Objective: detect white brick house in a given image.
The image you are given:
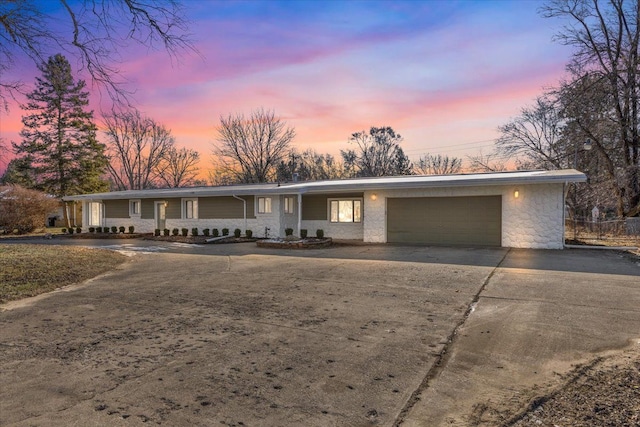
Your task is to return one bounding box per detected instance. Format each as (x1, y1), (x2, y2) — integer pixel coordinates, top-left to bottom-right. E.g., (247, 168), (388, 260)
(63, 170), (585, 249)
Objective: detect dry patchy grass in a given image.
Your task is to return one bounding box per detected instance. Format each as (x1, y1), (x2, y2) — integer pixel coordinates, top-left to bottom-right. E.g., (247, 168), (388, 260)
(0, 244), (126, 303)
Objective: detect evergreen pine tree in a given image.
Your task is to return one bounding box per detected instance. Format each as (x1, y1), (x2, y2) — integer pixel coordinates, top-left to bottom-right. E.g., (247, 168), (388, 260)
(13, 54), (108, 197)
(0, 157), (37, 187)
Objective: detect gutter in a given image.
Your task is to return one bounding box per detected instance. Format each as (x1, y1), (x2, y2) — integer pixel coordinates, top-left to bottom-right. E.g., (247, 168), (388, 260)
(61, 171), (588, 201)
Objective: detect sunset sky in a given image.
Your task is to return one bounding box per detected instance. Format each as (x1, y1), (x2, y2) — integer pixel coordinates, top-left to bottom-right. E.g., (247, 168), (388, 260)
(0, 0), (573, 174)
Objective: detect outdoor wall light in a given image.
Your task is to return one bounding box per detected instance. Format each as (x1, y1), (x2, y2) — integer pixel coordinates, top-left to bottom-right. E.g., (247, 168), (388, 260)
(514, 190), (520, 199)
(371, 193), (378, 201)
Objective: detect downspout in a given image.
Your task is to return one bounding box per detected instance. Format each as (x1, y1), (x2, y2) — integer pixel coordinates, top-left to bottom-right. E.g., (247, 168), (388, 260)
(297, 193), (302, 236)
(562, 182), (568, 247)
(232, 195), (247, 233)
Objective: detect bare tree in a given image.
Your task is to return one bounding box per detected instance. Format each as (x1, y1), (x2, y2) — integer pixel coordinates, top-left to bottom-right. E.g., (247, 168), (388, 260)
(467, 151), (508, 173)
(103, 109), (175, 190)
(0, 185), (59, 234)
(495, 94), (566, 170)
(213, 108), (295, 183)
(0, 138), (8, 167)
(0, 0), (194, 104)
(276, 149), (347, 182)
(542, 0), (640, 216)
(341, 127), (413, 177)
(156, 147), (200, 188)
(415, 153), (462, 175)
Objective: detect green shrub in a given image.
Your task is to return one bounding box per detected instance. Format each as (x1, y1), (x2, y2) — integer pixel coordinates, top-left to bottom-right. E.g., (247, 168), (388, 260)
(172, 228), (179, 236)
(203, 228), (210, 236)
(222, 228), (229, 236)
(285, 227), (294, 236)
(181, 228), (188, 237)
(191, 227), (199, 236)
(128, 225), (135, 234)
(234, 228), (241, 238)
(300, 229), (308, 239)
(89, 227), (95, 233)
(76, 227), (81, 234)
(61, 228), (67, 234)
(154, 228), (161, 236)
(212, 228), (219, 237)
(245, 229), (253, 238)
(316, 229), (324, 239)
(96, 226), (102, 233)
(111, 226), (117, 233)
(119, 226), (125, 233)
(68, 227), (74, 234)
(163, 228), (170, 236)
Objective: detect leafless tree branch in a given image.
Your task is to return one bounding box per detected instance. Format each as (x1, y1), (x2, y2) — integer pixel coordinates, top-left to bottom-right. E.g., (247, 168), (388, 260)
(0, 0), (196, 105)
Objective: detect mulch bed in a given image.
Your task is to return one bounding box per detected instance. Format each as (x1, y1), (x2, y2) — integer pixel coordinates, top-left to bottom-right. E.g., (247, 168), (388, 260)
(145, 235), (257, 244)
(256, 238), (332, 249)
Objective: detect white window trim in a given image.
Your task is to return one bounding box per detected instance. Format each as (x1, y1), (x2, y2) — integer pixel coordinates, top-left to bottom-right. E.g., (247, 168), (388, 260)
(284, 196), (295, 214)
(129, 199), (141, 217)
(328, 198), (363, 224)
(181, 198), (198, 219)
(257, 196), (272, 214)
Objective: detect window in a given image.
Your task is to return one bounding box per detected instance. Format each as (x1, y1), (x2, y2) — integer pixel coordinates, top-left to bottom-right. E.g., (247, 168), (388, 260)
(330, 199), (362, 223)
(284, 196), (295, 214)
(258, 197), (272, 214)
(182, 198), (198, 219)
(129, 199), (141, 216)
(87, 202), (102, 226)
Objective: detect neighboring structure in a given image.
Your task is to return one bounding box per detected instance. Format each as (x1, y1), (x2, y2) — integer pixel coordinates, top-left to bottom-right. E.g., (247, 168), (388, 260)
(63, 170), (586, 249)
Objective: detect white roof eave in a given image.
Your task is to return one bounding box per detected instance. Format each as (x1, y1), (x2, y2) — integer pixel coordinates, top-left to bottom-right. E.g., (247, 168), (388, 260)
(62, 170), (587, 201)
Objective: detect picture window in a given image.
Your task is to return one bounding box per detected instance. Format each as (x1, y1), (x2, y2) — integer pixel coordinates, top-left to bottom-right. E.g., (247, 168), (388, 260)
(330, 199), (362, 223)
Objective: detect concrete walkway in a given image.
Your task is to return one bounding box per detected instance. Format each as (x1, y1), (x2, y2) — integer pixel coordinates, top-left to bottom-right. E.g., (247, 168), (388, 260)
(400, 248), (640, 426)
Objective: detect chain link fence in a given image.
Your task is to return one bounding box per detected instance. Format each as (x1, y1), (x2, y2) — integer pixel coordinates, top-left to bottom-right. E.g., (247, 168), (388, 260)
(566, 217), (640, 245)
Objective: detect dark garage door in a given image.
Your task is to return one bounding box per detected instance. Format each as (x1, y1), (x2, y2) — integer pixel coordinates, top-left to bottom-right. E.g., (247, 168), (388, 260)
(387, 196), (502, 246)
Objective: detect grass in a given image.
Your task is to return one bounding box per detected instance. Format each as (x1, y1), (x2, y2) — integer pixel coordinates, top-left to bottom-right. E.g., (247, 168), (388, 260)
(0, 244), (127, 304)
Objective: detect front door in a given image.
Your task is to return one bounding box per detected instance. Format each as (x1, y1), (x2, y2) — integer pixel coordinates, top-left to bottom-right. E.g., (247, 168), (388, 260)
(155, 201), (166, 231)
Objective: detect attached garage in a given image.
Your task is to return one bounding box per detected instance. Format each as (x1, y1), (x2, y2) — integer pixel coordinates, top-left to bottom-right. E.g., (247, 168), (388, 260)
(387, 195), (502, 246)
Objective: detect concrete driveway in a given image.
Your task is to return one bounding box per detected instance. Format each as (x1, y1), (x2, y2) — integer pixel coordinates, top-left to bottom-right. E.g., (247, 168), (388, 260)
(0, 244), (638, 426)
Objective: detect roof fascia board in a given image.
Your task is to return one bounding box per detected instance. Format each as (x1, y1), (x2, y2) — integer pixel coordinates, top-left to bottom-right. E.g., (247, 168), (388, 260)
(63, 171), (586, 201)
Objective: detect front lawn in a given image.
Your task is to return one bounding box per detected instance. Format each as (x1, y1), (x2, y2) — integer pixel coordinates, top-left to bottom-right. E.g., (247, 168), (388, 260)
(0, 244), (126, 303)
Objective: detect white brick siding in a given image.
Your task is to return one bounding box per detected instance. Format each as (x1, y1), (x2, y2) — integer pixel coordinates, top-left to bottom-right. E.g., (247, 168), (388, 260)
(93, 183), (566, 248)
(300, 220), (364, 240)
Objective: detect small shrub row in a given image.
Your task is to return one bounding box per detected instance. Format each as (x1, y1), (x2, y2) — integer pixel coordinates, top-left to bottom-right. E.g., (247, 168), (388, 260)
(161, 227), (259, 237)
(61, 227), (82, 234)
(280, 229), (323, 239)
(87, 225), (135, 234)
